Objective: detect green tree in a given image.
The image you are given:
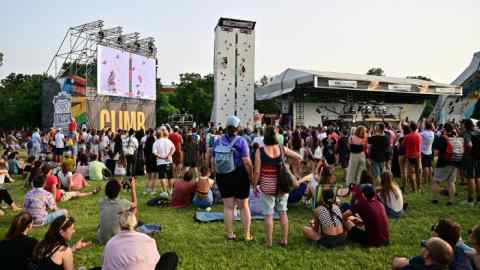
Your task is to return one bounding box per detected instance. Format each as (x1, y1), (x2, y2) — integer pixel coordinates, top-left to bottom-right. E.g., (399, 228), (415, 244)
(0, 73), (48, 129)
(0, 52), (3, 66)
(155, 78), (178, 125)
(367, 68), (385, 76)
(406, 75), (433, 81)
(170, 73), (214, 125)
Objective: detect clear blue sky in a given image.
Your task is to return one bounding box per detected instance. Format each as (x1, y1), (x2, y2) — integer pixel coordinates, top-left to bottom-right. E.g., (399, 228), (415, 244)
(0, 0), (478, 84)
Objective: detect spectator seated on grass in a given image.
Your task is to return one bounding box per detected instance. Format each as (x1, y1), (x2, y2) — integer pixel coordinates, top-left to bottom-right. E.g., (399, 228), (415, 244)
(192, 166), (215, 209)
(102, 210), (178, 270)
(303, 189), (346, 249)
(89, 154), (109, 181)
(58, 163), (89, 191)
(343, 184), (389, 247)
(23, 175), (68, 226)
(467, 225), (480, 270)
(75, 153), (90, 178)
(429, 218), (474, 270)
(171, 169), (196, 209)
(62, 151), (75, 172)
(377, 171), (404, 219)
(97, 178), (137, 245)
(41, 164), (100, 203)
(0, 211), (38, 270)
(0, 159), (22, 216)
(7, 151), (21, 175)
(392, 237), (454, 270)
(33, 215), (93, 270)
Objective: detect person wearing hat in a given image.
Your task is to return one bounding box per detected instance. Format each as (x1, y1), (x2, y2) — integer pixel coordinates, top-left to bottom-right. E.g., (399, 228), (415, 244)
(392, 237), (454, 270)
(342, 184), (389, 247)
(212, 115), (254, 241)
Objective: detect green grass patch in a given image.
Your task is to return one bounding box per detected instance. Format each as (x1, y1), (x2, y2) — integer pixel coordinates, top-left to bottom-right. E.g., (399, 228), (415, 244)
(0, 172), (479, 269)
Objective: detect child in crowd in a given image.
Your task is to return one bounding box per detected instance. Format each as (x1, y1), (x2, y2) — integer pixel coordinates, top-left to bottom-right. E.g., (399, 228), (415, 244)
(192, 166), (215, 209)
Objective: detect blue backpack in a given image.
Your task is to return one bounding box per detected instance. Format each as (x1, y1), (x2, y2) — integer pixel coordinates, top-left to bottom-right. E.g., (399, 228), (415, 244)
(214, 136), (241, 174)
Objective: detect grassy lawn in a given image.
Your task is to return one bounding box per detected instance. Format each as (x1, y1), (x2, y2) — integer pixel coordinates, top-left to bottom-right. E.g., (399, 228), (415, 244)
(0, 171), (479, 269)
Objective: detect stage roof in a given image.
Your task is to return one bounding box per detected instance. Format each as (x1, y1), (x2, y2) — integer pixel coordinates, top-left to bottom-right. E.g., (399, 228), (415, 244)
(452, 51), (480, 96)
(256, 68), (462, 101)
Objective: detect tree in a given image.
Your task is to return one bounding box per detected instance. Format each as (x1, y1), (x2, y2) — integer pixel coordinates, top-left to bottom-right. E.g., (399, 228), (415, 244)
(0, 52), (3, 67)
(366, 68), (385, 76)
(155, 78), (178, 125)
(406, 75), (433, 81)
(169, 73), (214, 125)
(0, 73), (48, 129)
(258, 75), (273, 86)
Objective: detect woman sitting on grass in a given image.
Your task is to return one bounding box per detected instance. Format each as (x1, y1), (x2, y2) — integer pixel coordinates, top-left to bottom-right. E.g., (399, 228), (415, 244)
(192, 166), (215, 209)
(468, 225), (480, 270)
(303, 189), (346, 248)
(33, 215), (92, 270)
(0, 211), (38, 270)
(102, 210), (178, 270)
(57, 163), (89, 191)
(75, 153), (89, 178)
(377, 171), (404, 219)
(0, 159), (22, 215)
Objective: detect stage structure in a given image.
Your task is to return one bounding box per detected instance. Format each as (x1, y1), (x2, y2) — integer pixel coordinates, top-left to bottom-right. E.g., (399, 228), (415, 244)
(211, 18), (256, 127)
(432, 51), (480, 123)
(43, 20), (157, 130)
(256, 69), (462, 128)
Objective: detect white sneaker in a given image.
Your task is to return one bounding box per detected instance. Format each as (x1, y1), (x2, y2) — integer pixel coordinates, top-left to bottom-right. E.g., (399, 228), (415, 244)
(159, 192), (169, 199)
(206, 207), (212, 212)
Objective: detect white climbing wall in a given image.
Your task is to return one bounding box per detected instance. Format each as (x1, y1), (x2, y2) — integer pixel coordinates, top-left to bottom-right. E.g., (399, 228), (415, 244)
(212, 18), (256, 127)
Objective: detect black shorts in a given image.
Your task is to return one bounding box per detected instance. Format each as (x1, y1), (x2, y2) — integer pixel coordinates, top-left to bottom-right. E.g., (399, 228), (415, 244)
(145, 159), (157, 174)
(54, 147), (64, 156)
(408, 157), (418, 166)
(421, 154), (433, 168)
(348, 227), (369, 246)
(158, 163), (173, 179)
(216, 166), (250, 199)
(463, 156), (480, 179)
(318, 234), (347, 249)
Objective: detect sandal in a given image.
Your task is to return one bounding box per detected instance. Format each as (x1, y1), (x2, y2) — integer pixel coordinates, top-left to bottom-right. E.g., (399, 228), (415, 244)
(243, 233), (254, 242)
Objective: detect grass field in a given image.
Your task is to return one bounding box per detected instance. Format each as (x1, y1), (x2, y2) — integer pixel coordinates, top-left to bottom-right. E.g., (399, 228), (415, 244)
(0, 170), (479, 269)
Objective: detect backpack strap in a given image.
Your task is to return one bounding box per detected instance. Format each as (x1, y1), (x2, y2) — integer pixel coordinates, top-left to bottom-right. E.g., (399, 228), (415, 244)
(227, 135), (241, 148)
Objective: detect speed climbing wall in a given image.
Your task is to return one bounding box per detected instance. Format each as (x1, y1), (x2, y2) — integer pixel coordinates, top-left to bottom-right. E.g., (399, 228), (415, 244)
(212, 18), (256, 127)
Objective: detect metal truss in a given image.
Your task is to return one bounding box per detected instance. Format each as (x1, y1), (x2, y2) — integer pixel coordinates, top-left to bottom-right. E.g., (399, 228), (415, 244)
(46, 20), (157, 81)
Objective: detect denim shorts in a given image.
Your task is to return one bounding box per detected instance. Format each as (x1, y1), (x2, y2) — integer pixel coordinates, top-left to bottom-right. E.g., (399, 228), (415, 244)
(44, 209), (67, 225)
(261, 193), (288, 215)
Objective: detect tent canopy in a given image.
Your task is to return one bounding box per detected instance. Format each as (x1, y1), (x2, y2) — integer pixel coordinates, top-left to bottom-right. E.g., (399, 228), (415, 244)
(255, 68), (461, 100)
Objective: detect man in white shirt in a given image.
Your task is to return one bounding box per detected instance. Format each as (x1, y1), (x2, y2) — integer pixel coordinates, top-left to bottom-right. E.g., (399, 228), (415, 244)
(54, 128), (65, 163)
(151, 126), (175, 196)
(420, 120), (435, 185)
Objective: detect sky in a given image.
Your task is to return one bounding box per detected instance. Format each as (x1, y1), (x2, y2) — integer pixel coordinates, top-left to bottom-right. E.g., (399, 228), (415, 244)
(0, 0), (478, 84)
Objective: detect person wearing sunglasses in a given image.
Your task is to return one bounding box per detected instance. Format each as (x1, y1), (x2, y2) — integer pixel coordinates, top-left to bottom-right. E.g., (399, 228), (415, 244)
(392, 237), (453, 270)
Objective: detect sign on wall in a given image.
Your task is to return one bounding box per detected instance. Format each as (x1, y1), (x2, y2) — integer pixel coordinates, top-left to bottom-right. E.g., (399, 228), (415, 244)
(53, 92), (72, 130)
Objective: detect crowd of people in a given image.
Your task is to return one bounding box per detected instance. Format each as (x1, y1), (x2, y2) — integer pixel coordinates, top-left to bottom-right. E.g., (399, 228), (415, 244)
(0, 114), (479, 269)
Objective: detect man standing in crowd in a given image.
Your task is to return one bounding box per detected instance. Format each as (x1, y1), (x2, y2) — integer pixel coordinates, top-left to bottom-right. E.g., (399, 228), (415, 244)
(169, 126), (183, 178)
(54, 128), (65, 163)
(403, 121), (422, 192)
(420, 120), (435, 186)
(462, 119), (480, 205)
(153, 126), (176, 196)
(368, 123), (389, 185)
(32, 128), (42, 159)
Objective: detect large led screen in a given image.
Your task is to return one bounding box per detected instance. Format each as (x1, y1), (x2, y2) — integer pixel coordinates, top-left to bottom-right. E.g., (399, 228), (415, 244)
(97, 46), (129, 97)
(97, 45), (156, 100)
(131, 54), (156, 100)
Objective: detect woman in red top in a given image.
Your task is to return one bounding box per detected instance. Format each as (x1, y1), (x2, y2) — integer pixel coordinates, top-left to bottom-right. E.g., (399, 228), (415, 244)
(253, 127), (302, 248)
